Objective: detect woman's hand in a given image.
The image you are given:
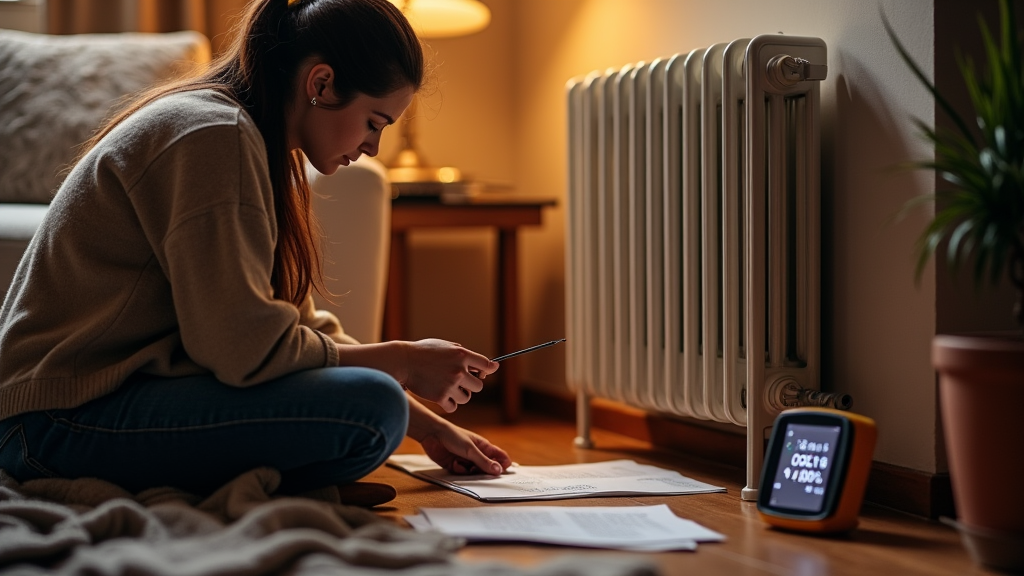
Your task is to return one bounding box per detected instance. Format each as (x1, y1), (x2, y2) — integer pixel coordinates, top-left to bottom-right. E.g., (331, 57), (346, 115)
(335, 339), (498, 413)
(420, 422), (512, 476)
(398, 339), (498, 413)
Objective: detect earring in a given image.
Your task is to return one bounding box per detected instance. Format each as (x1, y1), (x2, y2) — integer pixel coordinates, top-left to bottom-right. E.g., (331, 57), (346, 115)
(311, 97), (317, 106)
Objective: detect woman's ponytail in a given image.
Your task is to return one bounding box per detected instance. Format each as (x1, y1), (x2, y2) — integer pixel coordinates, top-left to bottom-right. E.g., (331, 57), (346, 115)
(230, 0), (318, 306)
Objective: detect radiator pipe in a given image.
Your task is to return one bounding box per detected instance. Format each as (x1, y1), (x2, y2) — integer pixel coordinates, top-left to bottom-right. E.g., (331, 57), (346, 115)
(796, 388), (853, 410)
(767, 376), (853, 412)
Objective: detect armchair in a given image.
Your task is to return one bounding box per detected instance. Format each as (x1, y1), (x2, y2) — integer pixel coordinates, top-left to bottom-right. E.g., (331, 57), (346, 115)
(309, 157), (392, 344)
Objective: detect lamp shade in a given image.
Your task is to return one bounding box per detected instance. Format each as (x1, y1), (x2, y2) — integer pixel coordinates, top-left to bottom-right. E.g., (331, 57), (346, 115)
(389, 0), (490, 38)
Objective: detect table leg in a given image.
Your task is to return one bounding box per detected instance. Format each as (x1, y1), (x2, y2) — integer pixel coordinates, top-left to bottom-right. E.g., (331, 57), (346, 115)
(383, 229), (407, 342)
(497, 228), (519, 422)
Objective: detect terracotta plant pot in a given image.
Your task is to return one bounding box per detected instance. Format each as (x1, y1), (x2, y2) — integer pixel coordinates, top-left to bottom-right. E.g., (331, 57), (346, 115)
(932, 333), (1024, 573)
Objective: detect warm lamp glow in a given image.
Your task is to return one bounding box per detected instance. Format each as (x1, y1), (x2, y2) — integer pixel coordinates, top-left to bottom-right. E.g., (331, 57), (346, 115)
(386, 0), (491, 188)
(389, 0), (490, 38)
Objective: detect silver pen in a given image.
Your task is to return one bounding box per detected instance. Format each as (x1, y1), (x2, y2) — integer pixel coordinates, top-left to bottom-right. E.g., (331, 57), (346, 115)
(491, 338), (566, 362)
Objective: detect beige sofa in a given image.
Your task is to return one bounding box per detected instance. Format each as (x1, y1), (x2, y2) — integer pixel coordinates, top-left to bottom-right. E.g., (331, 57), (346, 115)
(0, 29), (391, 344)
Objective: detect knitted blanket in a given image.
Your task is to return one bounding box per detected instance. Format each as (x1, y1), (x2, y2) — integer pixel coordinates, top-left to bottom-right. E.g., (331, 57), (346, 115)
(0, 467), (659, 576)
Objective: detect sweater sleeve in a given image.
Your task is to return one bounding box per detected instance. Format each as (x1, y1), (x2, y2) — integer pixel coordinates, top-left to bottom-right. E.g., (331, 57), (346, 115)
(297, 294), (360, 345)
(132, 120), (339, 386)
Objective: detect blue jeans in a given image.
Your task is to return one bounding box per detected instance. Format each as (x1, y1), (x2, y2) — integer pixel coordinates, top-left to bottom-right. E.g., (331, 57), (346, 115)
(0, 367), (409, 495)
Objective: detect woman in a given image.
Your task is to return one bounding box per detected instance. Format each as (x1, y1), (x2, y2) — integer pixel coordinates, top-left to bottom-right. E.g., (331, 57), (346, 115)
(0, 0), (511, 499)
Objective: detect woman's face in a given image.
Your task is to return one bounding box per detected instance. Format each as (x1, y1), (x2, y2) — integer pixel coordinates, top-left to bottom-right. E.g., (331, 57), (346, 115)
(290, 63), (415, 175)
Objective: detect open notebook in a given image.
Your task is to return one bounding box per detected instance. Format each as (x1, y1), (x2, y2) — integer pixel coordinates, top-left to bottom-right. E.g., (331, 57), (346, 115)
(386, 454), (726, 502)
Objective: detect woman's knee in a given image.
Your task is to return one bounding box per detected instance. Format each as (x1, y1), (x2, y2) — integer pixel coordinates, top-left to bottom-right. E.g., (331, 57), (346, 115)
(339, 367), (408, 447)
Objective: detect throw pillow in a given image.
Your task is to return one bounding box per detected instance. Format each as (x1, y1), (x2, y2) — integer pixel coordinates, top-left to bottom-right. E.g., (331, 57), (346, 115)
(0, 29), (210, 204)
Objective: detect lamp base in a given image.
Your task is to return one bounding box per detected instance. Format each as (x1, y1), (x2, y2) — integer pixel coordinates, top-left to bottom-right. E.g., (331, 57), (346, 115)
(386, 145), (463, 194)
(387, 165), (462, 185)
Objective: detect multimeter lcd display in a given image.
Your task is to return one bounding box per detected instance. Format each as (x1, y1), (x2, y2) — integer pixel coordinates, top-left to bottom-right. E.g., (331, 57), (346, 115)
(766, 423), (842, 513)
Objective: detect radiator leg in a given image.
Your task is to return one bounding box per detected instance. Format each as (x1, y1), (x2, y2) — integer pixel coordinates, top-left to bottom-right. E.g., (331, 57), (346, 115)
(574, 390), (594, 448)
(741, 423), (767, 502)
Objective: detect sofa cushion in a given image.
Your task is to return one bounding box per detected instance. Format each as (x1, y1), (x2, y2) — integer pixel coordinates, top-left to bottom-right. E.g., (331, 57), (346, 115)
(0, 29), (210, 204)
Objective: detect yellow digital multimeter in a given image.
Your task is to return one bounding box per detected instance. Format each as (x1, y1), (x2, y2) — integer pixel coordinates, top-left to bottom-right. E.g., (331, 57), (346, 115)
(756, 407), (876, 533)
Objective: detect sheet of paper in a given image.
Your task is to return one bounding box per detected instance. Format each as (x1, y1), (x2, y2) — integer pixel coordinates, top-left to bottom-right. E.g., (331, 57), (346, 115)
(386, 454), (726, 501)
(407, 504), (725, 551)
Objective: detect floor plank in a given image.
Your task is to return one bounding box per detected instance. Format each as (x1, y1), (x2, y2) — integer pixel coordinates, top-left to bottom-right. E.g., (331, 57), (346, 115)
(363, 405), (994, 576)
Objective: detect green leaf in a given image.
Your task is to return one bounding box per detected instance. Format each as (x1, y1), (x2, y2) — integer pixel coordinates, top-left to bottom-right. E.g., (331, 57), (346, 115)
(947, 219), (975, 265)
(889, 0), (1024, 326)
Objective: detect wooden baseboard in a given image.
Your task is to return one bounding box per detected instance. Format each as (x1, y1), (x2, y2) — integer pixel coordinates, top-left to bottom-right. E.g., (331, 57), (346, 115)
(521, 386), (954, 520)
(863, 462), (955, 520)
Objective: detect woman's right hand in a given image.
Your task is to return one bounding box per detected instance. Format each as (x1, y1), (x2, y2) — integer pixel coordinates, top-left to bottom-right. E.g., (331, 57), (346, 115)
(396, 339), (498, 413)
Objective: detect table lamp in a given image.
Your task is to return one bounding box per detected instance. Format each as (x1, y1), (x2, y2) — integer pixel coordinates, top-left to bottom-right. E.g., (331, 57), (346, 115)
(387, 0), (491, 188)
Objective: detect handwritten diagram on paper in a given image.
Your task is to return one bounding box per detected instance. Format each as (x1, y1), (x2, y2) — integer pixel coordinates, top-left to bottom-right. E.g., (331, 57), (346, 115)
(386, 454), (726, 502)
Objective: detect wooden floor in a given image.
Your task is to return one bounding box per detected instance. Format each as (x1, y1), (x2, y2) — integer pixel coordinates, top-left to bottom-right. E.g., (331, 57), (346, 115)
(362, 402), (996, 576)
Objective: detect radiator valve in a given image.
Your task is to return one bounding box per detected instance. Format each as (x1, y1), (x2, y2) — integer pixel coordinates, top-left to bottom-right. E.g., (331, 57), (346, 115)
(767, 376), (852, 412)
(767, 55), (827, 89)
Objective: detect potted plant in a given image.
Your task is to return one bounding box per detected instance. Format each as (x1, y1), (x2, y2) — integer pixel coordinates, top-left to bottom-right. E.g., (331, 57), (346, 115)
(885, 1), (1024, 572)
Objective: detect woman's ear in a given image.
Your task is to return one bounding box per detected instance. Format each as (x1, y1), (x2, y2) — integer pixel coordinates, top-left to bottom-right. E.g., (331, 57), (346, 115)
(305, 63), (335, 103)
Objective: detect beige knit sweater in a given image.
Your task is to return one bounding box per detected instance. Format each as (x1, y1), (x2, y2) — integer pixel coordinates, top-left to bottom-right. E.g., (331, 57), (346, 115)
(0, 90), (356, 419)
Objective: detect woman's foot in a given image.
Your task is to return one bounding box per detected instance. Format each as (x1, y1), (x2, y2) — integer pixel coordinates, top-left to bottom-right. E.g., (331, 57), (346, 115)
(337, 477), (397, 504)
(333, 482), (397, 507)
(294, 481), (397, 507)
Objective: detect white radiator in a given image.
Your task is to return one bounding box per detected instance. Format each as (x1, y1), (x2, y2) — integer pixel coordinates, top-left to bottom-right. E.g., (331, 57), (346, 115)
(565, 35), (843, 501)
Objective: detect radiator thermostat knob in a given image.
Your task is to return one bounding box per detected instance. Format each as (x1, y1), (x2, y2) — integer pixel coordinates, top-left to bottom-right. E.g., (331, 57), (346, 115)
(767, 54), (828, 90)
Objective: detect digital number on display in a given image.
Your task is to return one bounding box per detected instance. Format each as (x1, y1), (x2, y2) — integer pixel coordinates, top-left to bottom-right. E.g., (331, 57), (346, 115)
(767, 423), (842, 513)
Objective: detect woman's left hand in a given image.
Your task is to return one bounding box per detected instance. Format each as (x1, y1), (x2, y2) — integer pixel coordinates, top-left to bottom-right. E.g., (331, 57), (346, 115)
(420, 422), (512, 476)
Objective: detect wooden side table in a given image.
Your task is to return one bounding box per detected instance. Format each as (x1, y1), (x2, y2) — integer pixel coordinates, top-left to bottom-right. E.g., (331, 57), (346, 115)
(384, 194), (557, 422)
